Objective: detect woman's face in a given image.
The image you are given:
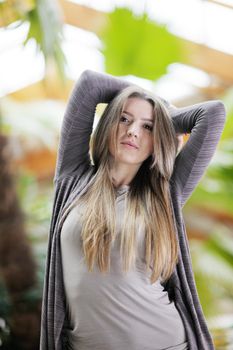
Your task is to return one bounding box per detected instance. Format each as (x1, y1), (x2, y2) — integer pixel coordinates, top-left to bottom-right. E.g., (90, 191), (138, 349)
(109, 97), (154, 167)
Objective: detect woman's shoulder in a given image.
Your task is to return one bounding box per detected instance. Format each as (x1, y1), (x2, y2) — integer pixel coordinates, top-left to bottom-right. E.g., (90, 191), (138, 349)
(52, 165), (95, 218)
(53, 165), (95, 202)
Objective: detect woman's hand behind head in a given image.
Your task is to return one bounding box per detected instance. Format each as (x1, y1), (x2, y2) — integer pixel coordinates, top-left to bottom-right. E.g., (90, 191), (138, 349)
(177, 133), (186, 154)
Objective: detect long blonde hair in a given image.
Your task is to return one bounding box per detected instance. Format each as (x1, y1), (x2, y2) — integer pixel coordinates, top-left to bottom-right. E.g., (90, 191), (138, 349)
(78, 85), (179, 284)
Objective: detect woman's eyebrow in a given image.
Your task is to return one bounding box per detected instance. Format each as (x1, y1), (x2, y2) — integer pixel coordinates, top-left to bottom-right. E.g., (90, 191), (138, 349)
(122, 110), (154, 122)
(122, 110), (134, 117)
(142, 118), (154, 122)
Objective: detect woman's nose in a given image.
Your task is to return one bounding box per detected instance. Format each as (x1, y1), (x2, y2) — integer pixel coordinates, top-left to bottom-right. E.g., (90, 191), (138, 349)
(127, 124), (139, 137)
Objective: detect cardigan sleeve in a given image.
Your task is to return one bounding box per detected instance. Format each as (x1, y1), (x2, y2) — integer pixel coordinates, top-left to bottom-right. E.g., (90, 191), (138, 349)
(54, 70), (131, 182)
(169, 100), (226, 208)
(54, 69), (226, 208)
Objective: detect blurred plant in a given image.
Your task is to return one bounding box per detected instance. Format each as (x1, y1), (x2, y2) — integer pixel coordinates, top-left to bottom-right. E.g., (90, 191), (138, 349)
(0, 0), (35, 26)
(0, 146), (54, 349)
(190, 229), (233, 349)
(182, 90), (233, 324)
(221, 87), (233, 140)
(16, 172), (53, 246)
(0, 281), (11, 347)
(190, 229), (233, 318)
(99, 7), (185, 80)
(0, 317), (10, 348)
(0, 96), (64, 150)
(0, 0), (66, 83)
(0, 134), (41, 349)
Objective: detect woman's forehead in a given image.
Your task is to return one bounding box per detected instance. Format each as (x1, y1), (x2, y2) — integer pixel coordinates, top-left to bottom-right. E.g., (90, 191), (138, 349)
(122, 97), (154, 120)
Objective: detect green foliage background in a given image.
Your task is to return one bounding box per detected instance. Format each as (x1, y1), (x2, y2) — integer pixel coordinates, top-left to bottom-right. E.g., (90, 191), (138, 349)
(100, 8), (185, 80)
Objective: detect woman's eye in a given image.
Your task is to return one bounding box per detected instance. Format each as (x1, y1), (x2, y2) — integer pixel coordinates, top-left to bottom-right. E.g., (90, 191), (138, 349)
(120, 115), (129, 123)
(144, 124), (153, 131)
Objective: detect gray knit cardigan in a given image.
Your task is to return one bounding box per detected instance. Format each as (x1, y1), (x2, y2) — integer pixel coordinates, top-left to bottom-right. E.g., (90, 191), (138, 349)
(39, 69), (226, 350)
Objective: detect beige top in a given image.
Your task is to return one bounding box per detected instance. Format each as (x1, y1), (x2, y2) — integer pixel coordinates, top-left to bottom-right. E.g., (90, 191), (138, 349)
(60, 186), (189, 350)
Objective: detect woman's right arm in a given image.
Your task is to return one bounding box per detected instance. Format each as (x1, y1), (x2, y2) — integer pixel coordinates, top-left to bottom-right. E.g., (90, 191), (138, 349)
(54, 70), (131, 182)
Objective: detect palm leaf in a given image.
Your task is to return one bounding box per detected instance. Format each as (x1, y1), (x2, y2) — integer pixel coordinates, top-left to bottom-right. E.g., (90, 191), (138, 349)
(99, 7), (185, 80)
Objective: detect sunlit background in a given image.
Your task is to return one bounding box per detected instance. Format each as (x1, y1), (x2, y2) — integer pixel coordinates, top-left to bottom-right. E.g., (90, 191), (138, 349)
(0, 0), (233, 349)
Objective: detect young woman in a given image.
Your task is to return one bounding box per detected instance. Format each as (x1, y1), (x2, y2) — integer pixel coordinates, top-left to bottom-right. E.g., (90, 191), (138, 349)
(40, 70), (226, 350)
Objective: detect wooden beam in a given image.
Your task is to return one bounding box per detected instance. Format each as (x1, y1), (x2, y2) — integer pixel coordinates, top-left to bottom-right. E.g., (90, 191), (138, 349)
(10, 78), (74, 101)
(58, 1), (233, 84)
(207, 0), (233, 10)
(58, 0), (107, 33)
(181, 39), (233, 85)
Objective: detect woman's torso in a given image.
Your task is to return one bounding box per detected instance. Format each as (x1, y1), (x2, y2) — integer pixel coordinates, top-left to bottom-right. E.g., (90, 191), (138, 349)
(60, 186), (188, 350)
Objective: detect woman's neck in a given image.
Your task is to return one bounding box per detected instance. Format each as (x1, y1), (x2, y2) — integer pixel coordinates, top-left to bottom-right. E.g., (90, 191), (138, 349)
(109, 160), (140, 188)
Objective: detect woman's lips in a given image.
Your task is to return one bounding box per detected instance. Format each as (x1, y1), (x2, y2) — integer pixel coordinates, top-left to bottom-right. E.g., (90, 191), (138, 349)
(121, 142), (138, 149)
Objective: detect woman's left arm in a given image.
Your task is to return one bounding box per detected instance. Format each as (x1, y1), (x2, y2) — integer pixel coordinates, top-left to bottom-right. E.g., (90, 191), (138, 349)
(167, 100), (226, 208)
